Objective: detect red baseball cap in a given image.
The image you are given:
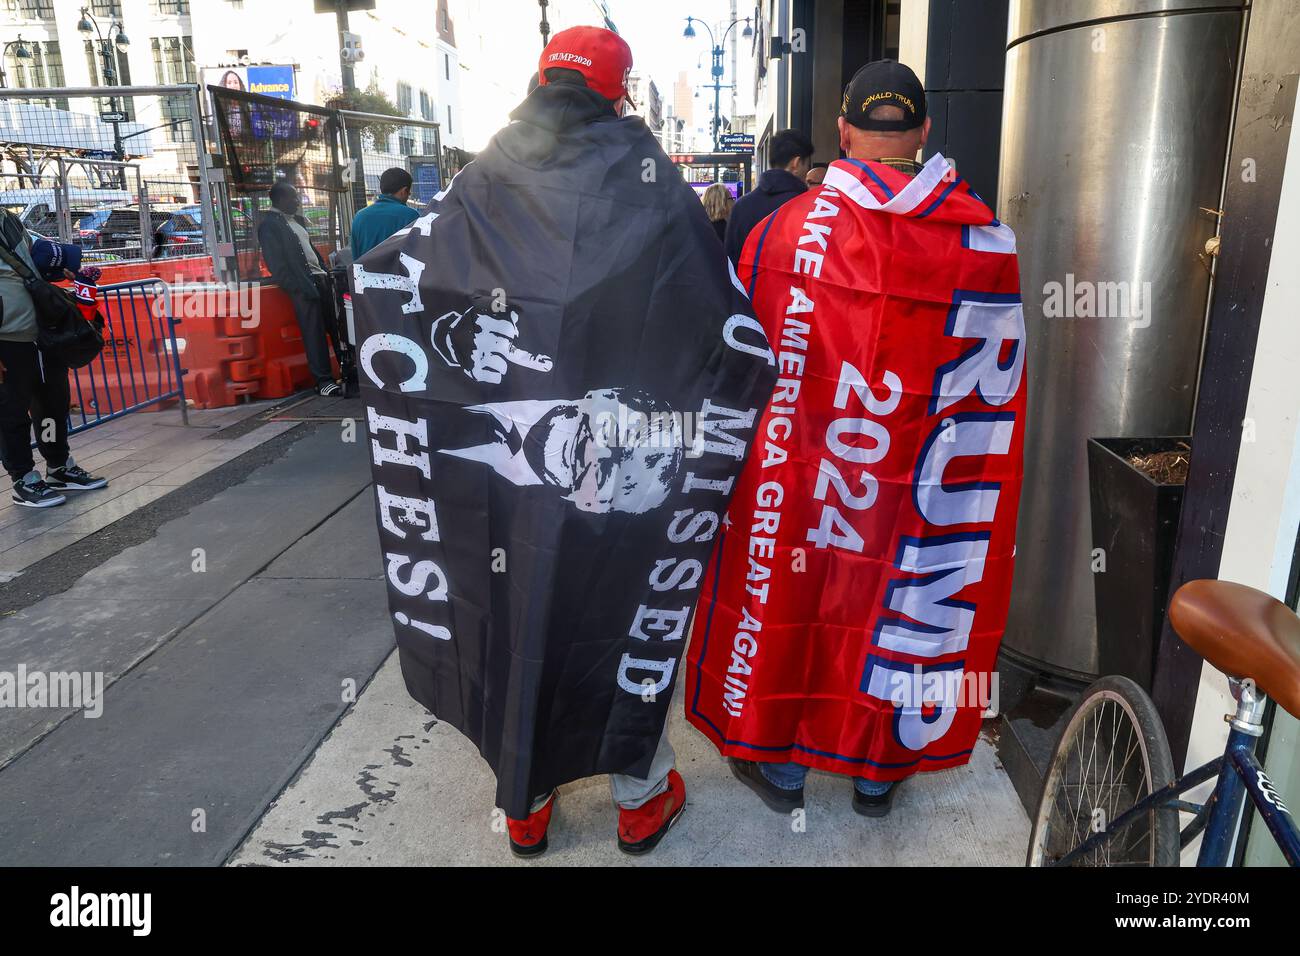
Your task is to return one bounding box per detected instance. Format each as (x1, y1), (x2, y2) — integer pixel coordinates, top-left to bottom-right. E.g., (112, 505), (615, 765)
(538, 26), (635, 107)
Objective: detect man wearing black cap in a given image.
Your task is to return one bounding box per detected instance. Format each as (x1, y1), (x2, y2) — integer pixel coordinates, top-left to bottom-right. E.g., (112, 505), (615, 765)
(836, 59), (931, 176)
(699, 59), (1026, 822)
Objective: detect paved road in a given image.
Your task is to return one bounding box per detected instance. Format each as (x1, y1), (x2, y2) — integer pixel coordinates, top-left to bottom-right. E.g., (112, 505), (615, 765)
(0, 425), (393, 865)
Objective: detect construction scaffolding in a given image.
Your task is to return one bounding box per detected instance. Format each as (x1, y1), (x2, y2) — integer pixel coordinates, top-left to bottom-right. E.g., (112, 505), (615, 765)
(0, 83), (220, 275)
(0, 81), (446, 286)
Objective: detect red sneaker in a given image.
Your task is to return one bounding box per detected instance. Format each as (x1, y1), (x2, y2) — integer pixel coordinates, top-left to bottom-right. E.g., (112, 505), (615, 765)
(507, 790), (557, 858)
(616, 769), (686, 855)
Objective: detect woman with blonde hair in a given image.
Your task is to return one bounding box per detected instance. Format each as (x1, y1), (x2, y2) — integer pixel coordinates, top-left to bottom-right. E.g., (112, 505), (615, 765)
(701, 183), (734, 243)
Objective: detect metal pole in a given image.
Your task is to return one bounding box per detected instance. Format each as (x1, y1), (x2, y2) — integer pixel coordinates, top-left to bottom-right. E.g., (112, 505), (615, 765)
(137, 165), (152, 264)
(335, 0), (368, 221)
(187, 83), (226, 282)
(713, 43), (723, 181)
(54, 155), (69, 242)
(99, 40), (123, 161)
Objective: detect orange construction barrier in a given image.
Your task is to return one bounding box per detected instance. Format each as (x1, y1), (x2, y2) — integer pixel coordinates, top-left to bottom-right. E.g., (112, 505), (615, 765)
(95, 255), (217, 287)
(250, 284), (323, 399)
(169, 284), (263, 409)
(248, 282), (344, 399)
(69, 263), (342, 413)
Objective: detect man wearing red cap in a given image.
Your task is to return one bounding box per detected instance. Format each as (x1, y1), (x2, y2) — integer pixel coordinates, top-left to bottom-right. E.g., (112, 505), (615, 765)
(504, 25), (691, 859)
(351, 24), (775, 860)
(536, 24), (636, 113)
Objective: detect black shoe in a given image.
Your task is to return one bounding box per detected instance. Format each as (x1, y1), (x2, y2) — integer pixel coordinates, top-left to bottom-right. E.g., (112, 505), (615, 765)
(46, 462), (108, 491)
(317, 381), (342, 397)
(852, 781), (900, 818)
(728, 759), (804, 812)
(11, 472), (66, 508)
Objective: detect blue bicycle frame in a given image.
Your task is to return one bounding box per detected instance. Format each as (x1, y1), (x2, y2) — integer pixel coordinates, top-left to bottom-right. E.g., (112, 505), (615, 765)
(1197, 686), (1300, 866)
(1056, 682), (1300, 867)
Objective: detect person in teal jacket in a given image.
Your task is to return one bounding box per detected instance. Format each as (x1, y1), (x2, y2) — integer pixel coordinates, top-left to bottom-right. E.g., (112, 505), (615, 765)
(350, 167), (420, 259)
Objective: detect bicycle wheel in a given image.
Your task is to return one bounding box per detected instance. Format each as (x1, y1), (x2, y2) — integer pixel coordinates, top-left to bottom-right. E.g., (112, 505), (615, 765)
(1027, 675), (1180, 866)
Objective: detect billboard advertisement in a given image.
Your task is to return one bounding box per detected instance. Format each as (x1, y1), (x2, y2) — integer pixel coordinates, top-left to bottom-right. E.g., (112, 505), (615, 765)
(204, 65), (297, 101)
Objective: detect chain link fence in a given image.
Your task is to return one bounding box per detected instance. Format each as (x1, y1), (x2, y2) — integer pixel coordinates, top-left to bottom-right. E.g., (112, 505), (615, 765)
(0, 83), (217, 272)
(0, 82), (446, 283)
(338, 110), (443, 211)
(210, 83), (343, 282)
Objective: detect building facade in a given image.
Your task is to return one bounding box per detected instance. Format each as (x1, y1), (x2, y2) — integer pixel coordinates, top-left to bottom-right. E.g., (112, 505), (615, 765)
(0, 0), (463, 178)
(746, 0), (1008, 204)
(625, 69), (660, 133)
(449, 0), (616, 152)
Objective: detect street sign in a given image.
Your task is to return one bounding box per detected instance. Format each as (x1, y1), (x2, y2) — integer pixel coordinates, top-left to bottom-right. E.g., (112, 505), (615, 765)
(719, 134), (755, 153)
(410, 156), (443, 205)
(313, 0), (375, 11)
(671, 152), (748, 166)
(100, 110), (127, 124)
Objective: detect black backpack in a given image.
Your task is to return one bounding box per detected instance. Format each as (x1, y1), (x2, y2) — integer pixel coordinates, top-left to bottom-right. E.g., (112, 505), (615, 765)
(0, 227), (104, 369)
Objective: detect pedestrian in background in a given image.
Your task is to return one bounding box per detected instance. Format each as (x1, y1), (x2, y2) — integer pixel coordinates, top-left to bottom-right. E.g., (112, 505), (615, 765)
(350, 167), (420, 259)
(701, 182), (734, 243)
(806, 162), (829, 186)
(258, 182), (341, 397)
(0, 209), (108, 508)
(724, 128), (815, 267)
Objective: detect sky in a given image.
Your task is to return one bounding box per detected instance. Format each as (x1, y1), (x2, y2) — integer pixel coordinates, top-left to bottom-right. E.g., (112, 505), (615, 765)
(607, 0), (758, 120)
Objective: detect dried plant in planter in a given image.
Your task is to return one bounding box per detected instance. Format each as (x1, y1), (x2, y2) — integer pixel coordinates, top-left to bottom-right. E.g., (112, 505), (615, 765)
(1128, 441), (1191, 485)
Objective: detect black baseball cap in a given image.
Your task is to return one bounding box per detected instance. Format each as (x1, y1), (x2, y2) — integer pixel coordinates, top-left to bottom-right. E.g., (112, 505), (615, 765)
(841, 60), (926, 132)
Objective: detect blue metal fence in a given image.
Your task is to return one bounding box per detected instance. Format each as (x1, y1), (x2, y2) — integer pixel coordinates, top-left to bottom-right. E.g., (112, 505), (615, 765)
(66, 278), (187, 434)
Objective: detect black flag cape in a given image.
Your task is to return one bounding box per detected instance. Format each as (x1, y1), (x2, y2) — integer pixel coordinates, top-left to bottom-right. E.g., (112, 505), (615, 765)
(351, 83), (776, 818)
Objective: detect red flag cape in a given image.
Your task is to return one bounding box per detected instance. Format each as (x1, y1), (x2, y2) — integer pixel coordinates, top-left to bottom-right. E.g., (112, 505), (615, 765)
(686, 155), (1026, 781)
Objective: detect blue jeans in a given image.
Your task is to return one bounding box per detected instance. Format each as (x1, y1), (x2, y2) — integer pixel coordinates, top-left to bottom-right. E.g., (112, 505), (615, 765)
(759, 761), (893, 796)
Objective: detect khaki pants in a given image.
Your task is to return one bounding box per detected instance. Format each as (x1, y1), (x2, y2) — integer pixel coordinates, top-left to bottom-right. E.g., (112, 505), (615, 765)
(528, 722), (675, 814)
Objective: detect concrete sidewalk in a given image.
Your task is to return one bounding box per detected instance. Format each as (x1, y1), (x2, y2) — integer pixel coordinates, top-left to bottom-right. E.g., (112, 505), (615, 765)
(0, 396), (1030, 867)
(232, 651), (1028, 867)
(0, 401), (294, 581)
(0, 423), (397, 865)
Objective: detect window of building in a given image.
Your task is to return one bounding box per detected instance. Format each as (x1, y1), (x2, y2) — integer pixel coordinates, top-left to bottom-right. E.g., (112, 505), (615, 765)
(399, 133), (415, 155)
(396, 81), (412, 116)
(151, 35), (198, 142)
(419, 89), (434, 122)
(7, 0), (56, 21)
(88, 0), (122, 18)
(446, 104), (452, 136)
(5, 39), (67, 108)
(444, 54), (450, 82)
(151, 0), (191, 15)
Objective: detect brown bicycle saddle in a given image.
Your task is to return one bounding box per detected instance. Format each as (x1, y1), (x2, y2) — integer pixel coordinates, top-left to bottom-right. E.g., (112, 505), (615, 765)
(1168, 579), (1300, 720)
